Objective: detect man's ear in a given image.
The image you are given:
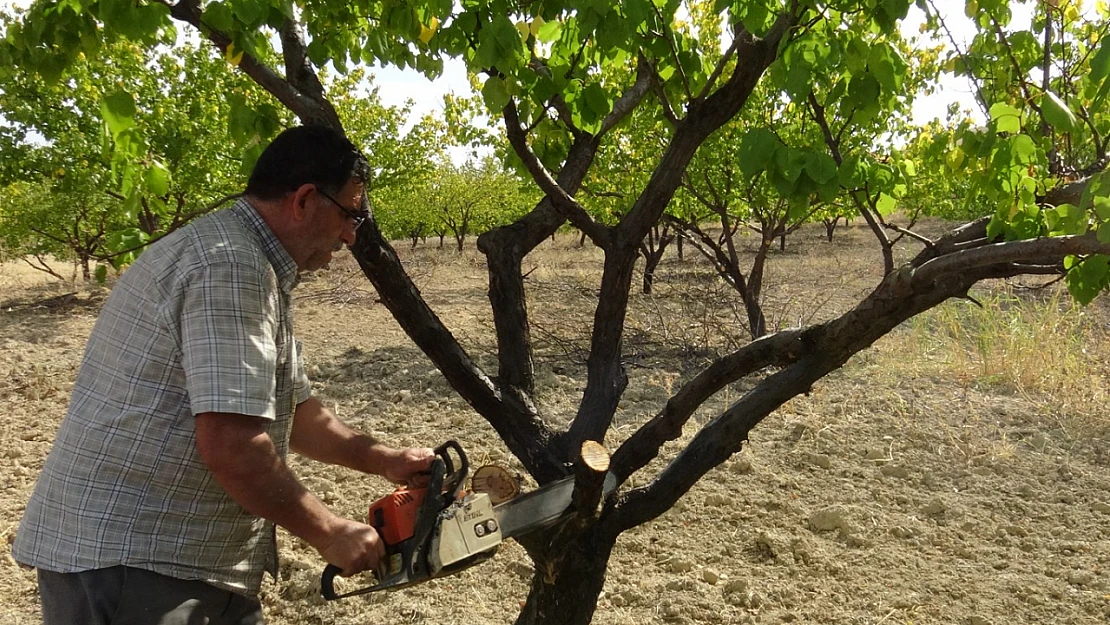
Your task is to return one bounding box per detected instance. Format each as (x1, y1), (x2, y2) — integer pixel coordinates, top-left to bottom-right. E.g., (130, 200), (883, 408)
(290, 183), (316, 221)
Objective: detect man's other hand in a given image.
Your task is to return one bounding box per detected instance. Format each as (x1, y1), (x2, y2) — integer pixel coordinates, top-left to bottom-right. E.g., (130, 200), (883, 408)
(316, 519), (386, 577)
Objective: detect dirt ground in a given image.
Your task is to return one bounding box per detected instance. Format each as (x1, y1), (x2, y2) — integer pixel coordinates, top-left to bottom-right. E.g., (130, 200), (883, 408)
(1, 222), (1108, 625)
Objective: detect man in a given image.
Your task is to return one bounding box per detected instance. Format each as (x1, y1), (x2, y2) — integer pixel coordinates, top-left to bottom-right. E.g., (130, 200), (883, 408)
(12, 125), (433, 624)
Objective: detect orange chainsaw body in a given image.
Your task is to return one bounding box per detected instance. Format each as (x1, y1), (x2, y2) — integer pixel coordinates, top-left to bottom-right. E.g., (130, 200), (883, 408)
(368, 487), (428, 545)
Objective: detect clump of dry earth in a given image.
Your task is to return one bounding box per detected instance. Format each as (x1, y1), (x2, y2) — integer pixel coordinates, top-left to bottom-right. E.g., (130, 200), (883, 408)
(1, 223), (1108, 625)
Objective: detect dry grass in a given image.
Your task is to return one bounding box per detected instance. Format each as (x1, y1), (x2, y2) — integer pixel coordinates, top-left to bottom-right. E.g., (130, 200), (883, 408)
(880, 283), (1110, 439)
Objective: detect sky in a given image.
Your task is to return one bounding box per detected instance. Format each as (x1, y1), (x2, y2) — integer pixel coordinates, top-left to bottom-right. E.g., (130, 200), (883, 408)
(904, 0), (984, 125)
(367, 58), (473, 127)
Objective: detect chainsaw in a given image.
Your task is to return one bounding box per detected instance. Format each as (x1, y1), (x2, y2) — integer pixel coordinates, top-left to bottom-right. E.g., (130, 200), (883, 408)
(321, 440), (589, 599)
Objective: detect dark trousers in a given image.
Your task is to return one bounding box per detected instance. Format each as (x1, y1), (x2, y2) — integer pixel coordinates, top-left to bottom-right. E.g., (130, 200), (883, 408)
(37, 566), (264, 625)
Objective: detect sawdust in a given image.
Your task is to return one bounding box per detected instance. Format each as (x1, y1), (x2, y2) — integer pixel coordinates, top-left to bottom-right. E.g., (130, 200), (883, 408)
(1, 225), (1108, 625)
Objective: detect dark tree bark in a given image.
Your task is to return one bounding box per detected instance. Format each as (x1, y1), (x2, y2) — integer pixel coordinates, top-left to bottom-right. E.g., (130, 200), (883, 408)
(514, 533), (615, 625)
(823, 215), (840, 242)
(639, 223), (673, 294)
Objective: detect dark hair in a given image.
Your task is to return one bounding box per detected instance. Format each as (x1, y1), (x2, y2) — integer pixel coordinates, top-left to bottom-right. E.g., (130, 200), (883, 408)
(245, 125), (370, 200)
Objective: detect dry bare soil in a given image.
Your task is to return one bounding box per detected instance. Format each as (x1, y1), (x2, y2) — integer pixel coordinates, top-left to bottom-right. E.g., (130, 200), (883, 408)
(1, 222), (1109, 625)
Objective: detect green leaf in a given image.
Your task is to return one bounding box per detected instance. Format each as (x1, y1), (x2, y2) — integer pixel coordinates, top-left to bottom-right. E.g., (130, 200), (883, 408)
(804, 152), (838, 184)
(476, 14), (523, 72)
(1010, 134), (1037, 165)
(1094, 196), (1110, 221)
(900, 159), (917, 177)
(583, 83), (611, 119)
(1065, 254), (1110, 305)
(1097, 222), (1110, 244)
(773, 146), (806, 184)
(875, 192), (897, 216)
(121, 191), (141, 222)
(227, 95), (257, 145)
(847, 73), (881, 122)
(1049, 203), (1087, 235)
(239, 141), (267, 178)
(1040, 91), (1078, 133)
(482, 75), (511, 112)
(536, 18), (563, 43)
(838, 155), (867, 189)
(101, 90), (136, 136)
(989, 102), (1022, 134)
(94, 264), (108, 285)
(144, 160), (171, 196)
(1079, 171), (1110, 210)
(784, 61), (813, 100)
(1092, 36), (1110, 83)
(203, 3), (235, 32)
(1088, 35), (1110, 108)
(736, 128), (779, 177)
(868, 42), (904, 93)
(739, 1), (773, 36)
(229, 0), (268, 26)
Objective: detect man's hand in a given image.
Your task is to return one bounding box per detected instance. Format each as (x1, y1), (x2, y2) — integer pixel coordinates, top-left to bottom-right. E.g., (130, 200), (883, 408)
(315, 518), (386, 577)
(380, 446), (435, 486)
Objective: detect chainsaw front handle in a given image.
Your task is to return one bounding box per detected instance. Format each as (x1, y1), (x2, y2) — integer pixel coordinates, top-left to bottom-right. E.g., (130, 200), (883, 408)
(434, 440), (467, 500)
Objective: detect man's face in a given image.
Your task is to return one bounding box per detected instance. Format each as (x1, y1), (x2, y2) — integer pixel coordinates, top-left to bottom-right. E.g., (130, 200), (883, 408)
(302, 179), (367, 272)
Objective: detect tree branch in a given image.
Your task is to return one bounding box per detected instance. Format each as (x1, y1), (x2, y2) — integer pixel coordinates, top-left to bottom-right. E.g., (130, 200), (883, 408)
(909, 231), (1110, 288)
(502, 101), (613, 248)
(608, 327), (807, 485)
(162, 0), (340, 127)
(926, 0), (991, 120)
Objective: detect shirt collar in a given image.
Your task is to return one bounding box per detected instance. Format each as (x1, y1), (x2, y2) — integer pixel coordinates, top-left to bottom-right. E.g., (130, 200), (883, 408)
(231, 197), (300, 294)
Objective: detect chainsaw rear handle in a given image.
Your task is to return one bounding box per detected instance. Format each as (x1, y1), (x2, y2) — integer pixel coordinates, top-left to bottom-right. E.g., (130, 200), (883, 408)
(320, 440), (468, 600)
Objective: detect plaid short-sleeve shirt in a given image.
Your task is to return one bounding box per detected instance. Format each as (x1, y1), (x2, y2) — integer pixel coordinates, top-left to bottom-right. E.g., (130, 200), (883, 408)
(13, 198), (312, 595)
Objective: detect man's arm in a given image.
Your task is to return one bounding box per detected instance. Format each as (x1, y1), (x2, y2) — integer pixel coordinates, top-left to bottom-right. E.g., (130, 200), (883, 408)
(289, 396), (433, 484)
(194, 411), (383, 575)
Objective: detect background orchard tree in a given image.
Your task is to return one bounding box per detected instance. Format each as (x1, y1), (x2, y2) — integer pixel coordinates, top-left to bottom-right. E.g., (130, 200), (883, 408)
(6, 2), (1110, 625)
(419, 159), (536, 252)
(0, 37), (270, 279)
(374, 177), (438, 248)
(327, 68), (447, 193)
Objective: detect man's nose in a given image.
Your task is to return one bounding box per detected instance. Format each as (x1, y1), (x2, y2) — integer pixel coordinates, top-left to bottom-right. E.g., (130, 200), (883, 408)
(341, 221), (358, 246)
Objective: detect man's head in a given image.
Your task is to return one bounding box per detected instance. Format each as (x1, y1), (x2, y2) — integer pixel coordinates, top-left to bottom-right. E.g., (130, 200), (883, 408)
(246, 125), (371, 272)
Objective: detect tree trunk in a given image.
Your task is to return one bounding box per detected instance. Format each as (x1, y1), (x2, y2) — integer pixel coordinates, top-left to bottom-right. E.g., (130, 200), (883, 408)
(824, 216), (839, 242)
(745, 293), (767, 338)
(676, 235), (683, 260)
(515, 533), (615, 625)
(456, 235), (465, 252)
(642, 249), (664, 294)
